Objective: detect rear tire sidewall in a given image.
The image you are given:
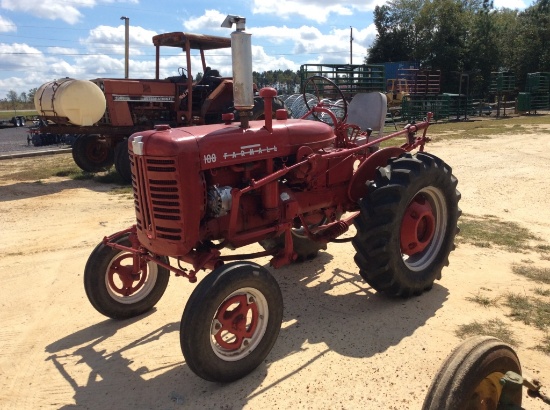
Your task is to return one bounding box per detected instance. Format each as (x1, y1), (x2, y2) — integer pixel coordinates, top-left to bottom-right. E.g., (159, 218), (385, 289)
(72, 134), (114, 172)
(353, 152), (460, 296)
(114, 139), (132, 183)
(84, 234), (170, 319)
(180, 262), (283, 382)
(387, 160), (456, 289)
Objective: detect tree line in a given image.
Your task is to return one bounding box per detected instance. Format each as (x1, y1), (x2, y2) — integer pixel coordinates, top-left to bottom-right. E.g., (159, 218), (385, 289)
(367, 0), (550, 96)
(253, 69), (301, 95)
(0, 88), (37, 111)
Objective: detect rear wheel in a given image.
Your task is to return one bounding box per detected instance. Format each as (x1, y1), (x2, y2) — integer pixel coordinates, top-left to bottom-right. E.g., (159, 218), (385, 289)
(72, 134), (114, 172)
(84, 233), (170, 319)
(422, 336), (522, 409)
(352, 152), (460, 296)
(114, 139), (132, 183)
(180, 262), (283, 382)
(259, 228), (327, 262)
(251, 96), (287, 120)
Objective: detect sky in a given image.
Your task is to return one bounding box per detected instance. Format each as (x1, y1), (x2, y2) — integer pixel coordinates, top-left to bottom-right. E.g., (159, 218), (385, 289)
(0, 0), (531, 99)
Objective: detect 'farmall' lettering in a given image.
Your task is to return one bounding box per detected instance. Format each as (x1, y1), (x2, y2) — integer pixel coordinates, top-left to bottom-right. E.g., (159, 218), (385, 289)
(223, 144), (277, 160)
(112, 95), (175, 102)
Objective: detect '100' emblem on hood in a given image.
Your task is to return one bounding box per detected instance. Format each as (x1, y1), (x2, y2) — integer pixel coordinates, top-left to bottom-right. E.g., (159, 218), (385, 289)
(203, 144), (278, 164)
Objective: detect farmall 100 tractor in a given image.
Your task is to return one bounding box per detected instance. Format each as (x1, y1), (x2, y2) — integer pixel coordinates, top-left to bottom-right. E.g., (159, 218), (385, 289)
(84, 16), (461, 382)
(34, 31), (282, 182)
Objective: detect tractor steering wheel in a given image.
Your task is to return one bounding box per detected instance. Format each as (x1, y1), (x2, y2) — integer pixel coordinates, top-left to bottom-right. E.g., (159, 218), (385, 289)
(302, 75), (348, 125)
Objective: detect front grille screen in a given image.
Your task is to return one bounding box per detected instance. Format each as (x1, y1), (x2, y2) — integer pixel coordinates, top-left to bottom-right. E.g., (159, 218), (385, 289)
(132, 155), (183, 241)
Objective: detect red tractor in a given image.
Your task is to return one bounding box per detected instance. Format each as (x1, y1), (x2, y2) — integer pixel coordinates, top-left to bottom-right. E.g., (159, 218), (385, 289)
(84, 16), (460, 382)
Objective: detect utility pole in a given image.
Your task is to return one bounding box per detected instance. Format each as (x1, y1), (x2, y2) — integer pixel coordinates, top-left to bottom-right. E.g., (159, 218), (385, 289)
(120, 16), (129, 78)
(350, 26), (353, 65)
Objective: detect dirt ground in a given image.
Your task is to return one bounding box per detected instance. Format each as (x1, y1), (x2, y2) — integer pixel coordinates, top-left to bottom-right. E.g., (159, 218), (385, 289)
(1, 128), (550, 409)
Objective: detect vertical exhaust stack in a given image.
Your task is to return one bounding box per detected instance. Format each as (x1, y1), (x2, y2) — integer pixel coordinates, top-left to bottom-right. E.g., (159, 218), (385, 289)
(221, 15), (254, 129)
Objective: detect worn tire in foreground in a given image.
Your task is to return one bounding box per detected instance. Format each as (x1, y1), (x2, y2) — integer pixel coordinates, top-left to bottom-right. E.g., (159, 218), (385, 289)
(422, 336), (522, 409)
(353, 152), (461, 297)
(180, 262), (283, 382)
(84, 233), (170, 319)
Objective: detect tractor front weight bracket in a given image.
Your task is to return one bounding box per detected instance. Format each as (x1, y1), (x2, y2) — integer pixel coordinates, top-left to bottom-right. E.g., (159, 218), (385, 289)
(102, 225), (200, 283)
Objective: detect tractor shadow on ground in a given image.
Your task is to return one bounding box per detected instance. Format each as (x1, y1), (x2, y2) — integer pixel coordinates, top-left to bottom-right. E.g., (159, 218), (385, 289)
(0, 177), (126, 202)
(268, 250), (449, 359)
(44, 250), (448, 409)
(45, 311), (271, 409)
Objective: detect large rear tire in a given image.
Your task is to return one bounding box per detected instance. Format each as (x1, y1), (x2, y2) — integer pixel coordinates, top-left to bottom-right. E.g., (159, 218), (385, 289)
(352, 152), (460, 297)
(251, 96), (287, 120)
(114, 139), (132, 183)
(259, 228), (327, 262)
(72, 134), (114, 172)
(84, 234), (170, 319)
(422, 336), (522, 409)
(180, 262), (283, 382)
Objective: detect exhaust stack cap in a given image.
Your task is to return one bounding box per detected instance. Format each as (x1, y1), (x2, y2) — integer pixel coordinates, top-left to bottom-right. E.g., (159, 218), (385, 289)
(221, 15), (246, 31)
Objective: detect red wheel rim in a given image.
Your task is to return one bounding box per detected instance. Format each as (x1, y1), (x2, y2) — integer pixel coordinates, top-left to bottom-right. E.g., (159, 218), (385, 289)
(400, 194), (436, 256)
(213, 293), (259, 351)
(107, 254), (147, 297)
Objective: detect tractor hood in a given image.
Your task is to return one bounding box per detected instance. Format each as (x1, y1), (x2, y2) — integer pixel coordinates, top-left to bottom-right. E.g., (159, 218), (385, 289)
(129, 119), (335, 170)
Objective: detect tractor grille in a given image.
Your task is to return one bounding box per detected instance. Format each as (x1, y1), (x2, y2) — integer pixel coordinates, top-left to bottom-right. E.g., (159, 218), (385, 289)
(131, 154), (183, 241)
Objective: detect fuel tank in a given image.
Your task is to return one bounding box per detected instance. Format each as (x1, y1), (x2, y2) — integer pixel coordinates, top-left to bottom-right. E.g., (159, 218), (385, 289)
(34, 78), (106, 126)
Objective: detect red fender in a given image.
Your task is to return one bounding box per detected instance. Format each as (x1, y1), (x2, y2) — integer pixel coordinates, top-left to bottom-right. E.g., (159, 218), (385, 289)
(347, 147), (406, 203)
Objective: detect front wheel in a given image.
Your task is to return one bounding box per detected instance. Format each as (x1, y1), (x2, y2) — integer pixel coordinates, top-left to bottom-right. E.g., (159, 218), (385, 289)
(352, 152), (461, 297)
(180, 262), (283, 382)
(422, 336), (522, 409)
(84, 233), (170, 319)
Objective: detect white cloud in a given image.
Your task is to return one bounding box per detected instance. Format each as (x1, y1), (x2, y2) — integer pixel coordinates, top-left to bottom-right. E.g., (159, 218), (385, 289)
(0, 0), (138, 25)
(183, 9), (228, 32)
(80, 25), (158, 56)
(0, 0), (88, 24)
(250, 0), (378, 24)
(249, 24), (377, 66)
(46, 47), (79, 55)
(0, 14), (15, 32)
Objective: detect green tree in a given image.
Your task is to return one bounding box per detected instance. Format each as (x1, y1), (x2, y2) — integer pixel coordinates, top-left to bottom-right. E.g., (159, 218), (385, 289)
(27, 87), (38, 104)
(7, 90), (18, 112)
(367, 4), (416, 63)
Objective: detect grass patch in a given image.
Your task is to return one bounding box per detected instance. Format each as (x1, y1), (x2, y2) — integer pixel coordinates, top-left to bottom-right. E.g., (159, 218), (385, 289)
(512, 264), (550, 285)
(504, 292), (550, 330)
(535, 334), (550, 354)
(428, 115), (550, 140)
(456, 318), (518, 346)
(0, 110), (37, 120)
(0, 154), (82, 182)
(0, 153), (131, 194)
(466, 292), (499, 307)
(534, 288), (550, 297)
(457, 214), (539, 250)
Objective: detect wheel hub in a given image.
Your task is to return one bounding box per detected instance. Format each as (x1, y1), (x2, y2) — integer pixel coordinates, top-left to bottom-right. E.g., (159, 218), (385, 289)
(107, 254), (147, 296)
(213, 294), (259, 351)
(401, 195), (436, 256)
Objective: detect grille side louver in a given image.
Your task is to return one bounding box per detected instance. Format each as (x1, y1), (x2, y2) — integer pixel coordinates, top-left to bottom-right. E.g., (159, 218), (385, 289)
(132, 155), (183, 241)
